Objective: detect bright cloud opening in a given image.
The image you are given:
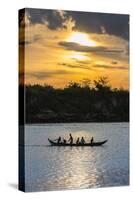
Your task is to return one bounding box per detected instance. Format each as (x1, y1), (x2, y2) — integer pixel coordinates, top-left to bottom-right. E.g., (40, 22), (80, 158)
(67, 32), (97, 47)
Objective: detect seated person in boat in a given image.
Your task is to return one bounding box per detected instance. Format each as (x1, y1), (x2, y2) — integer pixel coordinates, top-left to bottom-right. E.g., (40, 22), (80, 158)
(54, 136), (61, 144)
(81, 137), (85, 144)
(90, 137), (94, 144)
(63, 139), (66, 144)
(76, 137), (80, 144)
(68, 133), (73, 144)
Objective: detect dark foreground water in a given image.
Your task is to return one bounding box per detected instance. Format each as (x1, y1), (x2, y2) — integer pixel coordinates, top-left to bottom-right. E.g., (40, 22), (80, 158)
(24, 123), (129, 192)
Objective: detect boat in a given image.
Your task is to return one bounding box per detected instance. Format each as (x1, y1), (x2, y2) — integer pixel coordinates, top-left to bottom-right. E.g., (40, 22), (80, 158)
(48, 138), (108, 146)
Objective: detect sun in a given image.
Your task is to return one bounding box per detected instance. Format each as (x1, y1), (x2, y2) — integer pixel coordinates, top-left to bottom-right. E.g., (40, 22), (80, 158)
(67, 32), (96, 46)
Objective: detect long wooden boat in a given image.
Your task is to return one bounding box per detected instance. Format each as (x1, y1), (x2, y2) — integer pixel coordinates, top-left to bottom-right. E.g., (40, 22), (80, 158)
(48, 138), (108, 146)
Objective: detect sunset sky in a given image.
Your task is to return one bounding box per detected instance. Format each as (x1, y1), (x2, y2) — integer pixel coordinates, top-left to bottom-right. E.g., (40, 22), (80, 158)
(19, 8), (129, 89)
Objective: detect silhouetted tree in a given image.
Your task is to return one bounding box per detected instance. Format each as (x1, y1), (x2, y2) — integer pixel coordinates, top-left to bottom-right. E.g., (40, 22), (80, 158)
(81, 78), (91, 89)
(94, 77), (111, 92)
(23, 77), (129, 123)
(66, 81), (81, 89)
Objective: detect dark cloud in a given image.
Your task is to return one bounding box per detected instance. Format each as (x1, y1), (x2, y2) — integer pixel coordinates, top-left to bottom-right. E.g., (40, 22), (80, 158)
(111, 61), (118, 65)
(25, 8), (70, 30)
(25, 8), (129, 40)
(68, 11), (129, 40)
(59, 63), (92, 70)
(59, 41), (124, 53)
(25, 70), (73, 80)
(59, 62), (128, 71)
(72, 59), (91, 65)
(94, 64), (128, 70)
(19, 9), (26, 27)
(19, 34), (41, 46)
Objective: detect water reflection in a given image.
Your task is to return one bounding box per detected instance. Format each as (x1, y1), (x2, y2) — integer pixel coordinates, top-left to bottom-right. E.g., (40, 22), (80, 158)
(61, 147), (98, 189)
(25, 123), (129, 191)
(33, 146), (100, 191)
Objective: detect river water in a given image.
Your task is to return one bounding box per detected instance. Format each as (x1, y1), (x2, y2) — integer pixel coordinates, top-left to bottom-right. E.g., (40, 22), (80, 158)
(24, 122), (129, 192)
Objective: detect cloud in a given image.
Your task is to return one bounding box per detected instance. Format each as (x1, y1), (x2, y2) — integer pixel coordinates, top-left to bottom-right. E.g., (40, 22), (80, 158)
(111, 61), (118, 65)
(72, 59), (91, 65)
(59, 62), (128, 71)
(19, 10), (31, 27)
(68, 11), (129, 40)
(93, 64), (128, 70)
(59, 63), (92, 70)
(25, 8), (74, 30)
(23, 8), (129, 40)
(19, 34), (41, 46)
(25, 70), (73, 80)
(59, 41), (124, 53)
(101, 26), (107, 34)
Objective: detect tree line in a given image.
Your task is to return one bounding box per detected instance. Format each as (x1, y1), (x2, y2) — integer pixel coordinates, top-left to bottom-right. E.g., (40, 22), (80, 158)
(20, 77), (129, 123)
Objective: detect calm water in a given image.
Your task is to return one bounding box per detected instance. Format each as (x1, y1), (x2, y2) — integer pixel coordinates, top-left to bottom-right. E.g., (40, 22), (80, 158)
(24, 123), (129, 192)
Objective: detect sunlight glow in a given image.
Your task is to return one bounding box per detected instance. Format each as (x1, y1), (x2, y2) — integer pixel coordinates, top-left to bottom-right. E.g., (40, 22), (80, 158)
(67, 32), (97, 46)
(66, 51), (88, 60)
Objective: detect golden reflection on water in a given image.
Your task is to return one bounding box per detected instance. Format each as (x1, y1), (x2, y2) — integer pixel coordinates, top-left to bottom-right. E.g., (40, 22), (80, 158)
(53, 143), (99, 189)
(62, 149), (98, 188)
(48, 131), (100, 189)
(38, 149), (99, 191)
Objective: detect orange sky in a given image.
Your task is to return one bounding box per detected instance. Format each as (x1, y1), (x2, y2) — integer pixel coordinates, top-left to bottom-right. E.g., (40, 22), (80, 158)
(19, 9), (129, 89)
